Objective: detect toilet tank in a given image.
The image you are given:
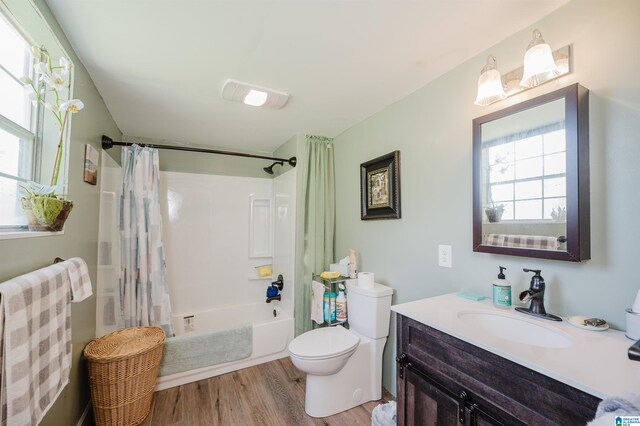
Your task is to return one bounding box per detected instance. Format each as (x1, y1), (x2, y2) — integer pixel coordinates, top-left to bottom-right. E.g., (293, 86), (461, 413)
(345, 281), (393, 339)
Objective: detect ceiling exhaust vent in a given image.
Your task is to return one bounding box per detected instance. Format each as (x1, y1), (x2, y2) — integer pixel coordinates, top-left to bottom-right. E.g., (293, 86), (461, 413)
(222, 79), (290, 109)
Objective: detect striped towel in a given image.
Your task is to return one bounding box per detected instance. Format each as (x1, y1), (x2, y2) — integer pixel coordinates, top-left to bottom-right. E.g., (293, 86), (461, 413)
(485, 233), (560, 250)
(0, 263), (72, 425)
(60, 257), (93, 302)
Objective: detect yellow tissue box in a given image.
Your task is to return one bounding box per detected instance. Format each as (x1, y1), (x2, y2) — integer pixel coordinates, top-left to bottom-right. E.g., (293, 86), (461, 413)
(255, 265), (272, 277)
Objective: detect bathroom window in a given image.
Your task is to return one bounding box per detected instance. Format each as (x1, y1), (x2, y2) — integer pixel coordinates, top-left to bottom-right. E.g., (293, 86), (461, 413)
(0, 13), (38, 229)
(484, 123), (566, 221)
(0, 9), (73, 234)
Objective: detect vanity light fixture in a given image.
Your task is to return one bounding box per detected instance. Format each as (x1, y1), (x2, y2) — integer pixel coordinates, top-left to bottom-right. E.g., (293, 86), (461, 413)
(474, 55), (507, 106)
(222, 79), (290, 109)
(473, 30), (571, 107)
(520, 29), (560, 88)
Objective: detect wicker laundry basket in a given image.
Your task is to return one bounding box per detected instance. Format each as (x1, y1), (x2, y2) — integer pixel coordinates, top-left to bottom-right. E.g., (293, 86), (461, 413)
(84, 326), (166, 426)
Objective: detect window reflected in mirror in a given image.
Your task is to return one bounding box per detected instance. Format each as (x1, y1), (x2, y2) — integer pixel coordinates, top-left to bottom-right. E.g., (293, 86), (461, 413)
(473, 84), (590, 261)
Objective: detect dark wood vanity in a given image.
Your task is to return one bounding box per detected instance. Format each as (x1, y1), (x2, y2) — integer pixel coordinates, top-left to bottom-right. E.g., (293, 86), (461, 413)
(396, 314), (600, 425)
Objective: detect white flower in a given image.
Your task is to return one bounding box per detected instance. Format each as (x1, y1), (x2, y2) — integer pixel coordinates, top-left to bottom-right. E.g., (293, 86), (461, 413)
(30, 46), (43, 57)
(59, 57), (73, 75)
(60, 99), (84, 113)
(43, 72), (66, 91)
(34, 62), (49, 76)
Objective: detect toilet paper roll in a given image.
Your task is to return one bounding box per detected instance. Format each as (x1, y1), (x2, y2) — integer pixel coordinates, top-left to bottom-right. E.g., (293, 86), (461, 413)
(358, 272), (375, 289)
(633, 289), (640, 313)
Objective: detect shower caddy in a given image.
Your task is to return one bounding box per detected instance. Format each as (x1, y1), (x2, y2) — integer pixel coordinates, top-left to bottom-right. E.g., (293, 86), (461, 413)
(313, 274), (349, 327)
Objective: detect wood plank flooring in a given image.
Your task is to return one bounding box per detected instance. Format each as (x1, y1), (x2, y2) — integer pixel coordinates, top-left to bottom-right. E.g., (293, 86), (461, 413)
(136, 357), (393, 425)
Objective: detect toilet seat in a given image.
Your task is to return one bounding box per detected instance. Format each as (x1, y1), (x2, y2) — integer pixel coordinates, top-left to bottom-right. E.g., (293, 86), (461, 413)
(289, 326), (359, 360)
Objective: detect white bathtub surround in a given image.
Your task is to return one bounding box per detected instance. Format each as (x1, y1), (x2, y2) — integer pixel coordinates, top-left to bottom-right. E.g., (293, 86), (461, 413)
(152, 169), (298, 389)
(391, 294), (640, 399)
(155, 303), (293, 390)
(96, 152), (123, 338)
(160, 172), (277, 314)
(273, 168), (297, 316)
(120, 145), (174, 335)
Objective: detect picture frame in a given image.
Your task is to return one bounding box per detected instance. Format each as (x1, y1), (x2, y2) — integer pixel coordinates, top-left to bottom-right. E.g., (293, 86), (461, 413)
(360, 150), (401, 220)
(84, 144), (99, 185)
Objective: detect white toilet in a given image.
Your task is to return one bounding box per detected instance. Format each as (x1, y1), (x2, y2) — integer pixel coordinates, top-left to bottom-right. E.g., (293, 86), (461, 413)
(288, 280), (393, 418)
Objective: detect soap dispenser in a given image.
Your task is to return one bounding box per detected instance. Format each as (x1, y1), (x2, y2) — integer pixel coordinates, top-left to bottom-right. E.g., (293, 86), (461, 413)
(492, 266), (511, 308)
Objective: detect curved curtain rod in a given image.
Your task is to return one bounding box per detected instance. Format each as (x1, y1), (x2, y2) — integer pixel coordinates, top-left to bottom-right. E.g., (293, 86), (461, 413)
(101, 135), (297, 167)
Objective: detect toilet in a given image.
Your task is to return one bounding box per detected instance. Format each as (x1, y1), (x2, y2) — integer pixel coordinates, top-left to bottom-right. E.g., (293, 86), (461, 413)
(288, 280), (393, 418)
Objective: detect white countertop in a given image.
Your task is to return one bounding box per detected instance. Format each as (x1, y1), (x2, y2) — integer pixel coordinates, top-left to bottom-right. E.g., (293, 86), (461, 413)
(391, 293), (640, 399)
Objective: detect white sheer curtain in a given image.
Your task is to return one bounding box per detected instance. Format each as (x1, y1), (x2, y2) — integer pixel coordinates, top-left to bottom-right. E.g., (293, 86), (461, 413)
(117, 145), (174, 336)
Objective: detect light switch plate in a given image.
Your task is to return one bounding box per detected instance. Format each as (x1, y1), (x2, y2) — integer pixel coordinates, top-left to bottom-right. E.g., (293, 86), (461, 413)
(438, 245), (452, 268)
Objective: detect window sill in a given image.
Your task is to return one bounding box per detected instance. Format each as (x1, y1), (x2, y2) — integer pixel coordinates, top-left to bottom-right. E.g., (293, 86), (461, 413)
(0, 230), (64, 241)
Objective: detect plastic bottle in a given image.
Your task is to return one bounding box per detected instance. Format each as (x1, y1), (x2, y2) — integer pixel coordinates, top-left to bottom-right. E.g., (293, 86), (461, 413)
(323, 289), (338, 322)
(336, 284), (348, 322)
(348, 249), (357, 279)
(492, 266), (512, 308)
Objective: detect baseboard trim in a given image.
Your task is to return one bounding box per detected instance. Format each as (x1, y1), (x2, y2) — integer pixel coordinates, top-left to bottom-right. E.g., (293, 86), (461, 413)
(77, 402), (91, 426)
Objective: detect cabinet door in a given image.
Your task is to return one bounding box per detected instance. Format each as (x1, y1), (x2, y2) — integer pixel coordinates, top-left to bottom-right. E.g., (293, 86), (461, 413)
(401, 367), (461, 426)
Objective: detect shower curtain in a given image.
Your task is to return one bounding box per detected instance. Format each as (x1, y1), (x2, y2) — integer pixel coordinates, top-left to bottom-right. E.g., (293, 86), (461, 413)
(118, 145), (174, 336)
(294, 135), (335, 336)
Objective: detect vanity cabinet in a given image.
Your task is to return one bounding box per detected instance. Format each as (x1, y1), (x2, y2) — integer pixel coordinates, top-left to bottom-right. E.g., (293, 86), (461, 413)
(396, 314), (600, 425)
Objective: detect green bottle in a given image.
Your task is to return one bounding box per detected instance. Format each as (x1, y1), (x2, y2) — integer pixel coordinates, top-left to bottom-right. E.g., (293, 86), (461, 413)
(492, 266), (511, 308)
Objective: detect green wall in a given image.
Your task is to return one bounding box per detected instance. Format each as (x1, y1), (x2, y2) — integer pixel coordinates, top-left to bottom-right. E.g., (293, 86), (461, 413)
(333, 0), (640, 394)
(0, 0), (122, 424)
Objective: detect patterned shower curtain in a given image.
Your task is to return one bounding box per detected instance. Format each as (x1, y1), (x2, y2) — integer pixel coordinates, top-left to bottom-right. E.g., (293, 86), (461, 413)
(118, 145), (174, 336)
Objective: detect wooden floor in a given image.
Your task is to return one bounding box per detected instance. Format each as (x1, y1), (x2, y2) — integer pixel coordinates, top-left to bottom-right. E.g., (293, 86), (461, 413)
(133, 357), (393, 426)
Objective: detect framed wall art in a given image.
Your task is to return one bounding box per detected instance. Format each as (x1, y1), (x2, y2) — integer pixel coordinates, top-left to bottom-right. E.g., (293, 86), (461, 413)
(84, 144), (99, 185)
(360, 150), (401, 220)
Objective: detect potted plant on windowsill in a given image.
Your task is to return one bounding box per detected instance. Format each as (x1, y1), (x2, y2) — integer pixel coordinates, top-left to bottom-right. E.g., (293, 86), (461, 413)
(19, 46), (83, 232)
(484, 202), (505, 223)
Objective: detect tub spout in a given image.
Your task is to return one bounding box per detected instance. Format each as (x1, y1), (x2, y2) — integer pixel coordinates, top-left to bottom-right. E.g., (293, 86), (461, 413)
(266, 295), (281, 303)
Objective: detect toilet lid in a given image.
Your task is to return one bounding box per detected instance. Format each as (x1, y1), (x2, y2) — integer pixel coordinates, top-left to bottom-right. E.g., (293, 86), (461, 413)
(289, 326), (359, 359)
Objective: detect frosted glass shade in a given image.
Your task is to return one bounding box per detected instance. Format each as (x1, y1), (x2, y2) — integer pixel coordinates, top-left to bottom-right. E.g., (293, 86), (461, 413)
(474, 58), (506, 106)
(520, 30), (560, 88)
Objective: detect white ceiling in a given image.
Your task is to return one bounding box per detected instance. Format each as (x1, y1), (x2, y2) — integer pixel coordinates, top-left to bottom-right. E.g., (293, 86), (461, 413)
(46, 0), (568, 153)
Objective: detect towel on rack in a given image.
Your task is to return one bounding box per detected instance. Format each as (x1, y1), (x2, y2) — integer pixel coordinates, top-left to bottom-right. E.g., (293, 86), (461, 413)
(0, 263), (72, 426)
(485, 233), (559, 250)
(311, 280), (325, 325)
(59, 257), (93, 302)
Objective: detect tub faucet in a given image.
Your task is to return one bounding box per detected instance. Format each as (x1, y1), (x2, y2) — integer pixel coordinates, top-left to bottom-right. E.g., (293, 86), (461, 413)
(266, 274), (284, 303)
(515, 268), (562, 321)
(271, 274), (284, 290)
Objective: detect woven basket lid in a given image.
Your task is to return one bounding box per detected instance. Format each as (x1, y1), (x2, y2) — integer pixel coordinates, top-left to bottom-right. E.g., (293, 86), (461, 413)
(84, 326), (166, 361)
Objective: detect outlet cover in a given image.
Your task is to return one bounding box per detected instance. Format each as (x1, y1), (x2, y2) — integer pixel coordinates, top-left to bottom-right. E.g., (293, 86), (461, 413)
(438, 245), (452, 268)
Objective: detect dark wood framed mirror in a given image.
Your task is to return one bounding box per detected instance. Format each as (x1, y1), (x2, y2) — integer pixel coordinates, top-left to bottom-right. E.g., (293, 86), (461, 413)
(473, 83), (590, 261)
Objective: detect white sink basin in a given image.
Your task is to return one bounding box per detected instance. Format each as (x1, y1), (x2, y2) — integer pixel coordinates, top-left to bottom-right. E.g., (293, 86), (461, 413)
(457, 310), (574, 348)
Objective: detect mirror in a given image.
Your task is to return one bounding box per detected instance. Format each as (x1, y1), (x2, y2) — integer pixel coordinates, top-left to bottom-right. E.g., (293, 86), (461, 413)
(473, 84), (590, 261)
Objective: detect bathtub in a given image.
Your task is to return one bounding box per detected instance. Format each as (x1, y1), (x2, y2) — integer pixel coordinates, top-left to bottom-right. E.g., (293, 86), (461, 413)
(155, 302), (294, 391)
